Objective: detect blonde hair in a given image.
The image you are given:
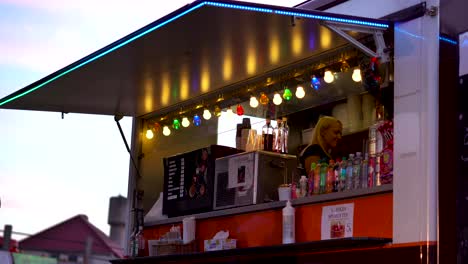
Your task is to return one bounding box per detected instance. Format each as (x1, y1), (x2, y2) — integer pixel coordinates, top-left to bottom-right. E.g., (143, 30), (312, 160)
(301, 116), (342, 158)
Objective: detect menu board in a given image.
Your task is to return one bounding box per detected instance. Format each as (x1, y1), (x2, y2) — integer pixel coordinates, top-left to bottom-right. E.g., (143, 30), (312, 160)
(166, 157), (185, 201)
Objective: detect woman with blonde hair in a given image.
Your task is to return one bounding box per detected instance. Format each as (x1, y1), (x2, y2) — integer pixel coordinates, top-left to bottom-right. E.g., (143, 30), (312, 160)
(300, 116), (343, 174)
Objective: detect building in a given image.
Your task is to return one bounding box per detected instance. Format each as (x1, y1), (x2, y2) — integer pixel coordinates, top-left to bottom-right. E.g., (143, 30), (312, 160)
(19, 214), (123, 264)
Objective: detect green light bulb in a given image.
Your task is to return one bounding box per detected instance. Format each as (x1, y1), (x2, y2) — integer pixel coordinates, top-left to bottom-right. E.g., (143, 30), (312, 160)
(172, 119), (181, 130)
(283, 88), (293, 101)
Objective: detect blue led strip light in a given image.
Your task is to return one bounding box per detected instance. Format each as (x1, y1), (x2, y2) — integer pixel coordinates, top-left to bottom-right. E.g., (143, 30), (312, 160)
(274, 10), (388, 28)
(0, 2), (207, 106)
(204, 2), (388, 28)
(439, 36), (457, 45)
(205, 1), (272, 13)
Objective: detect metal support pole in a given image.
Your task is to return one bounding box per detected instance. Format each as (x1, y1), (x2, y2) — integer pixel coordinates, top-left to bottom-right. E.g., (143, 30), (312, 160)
(2, 225), (12, 250)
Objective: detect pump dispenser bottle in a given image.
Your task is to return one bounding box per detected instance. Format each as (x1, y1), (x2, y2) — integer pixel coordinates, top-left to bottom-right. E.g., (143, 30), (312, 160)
(282, 200), (295, 244)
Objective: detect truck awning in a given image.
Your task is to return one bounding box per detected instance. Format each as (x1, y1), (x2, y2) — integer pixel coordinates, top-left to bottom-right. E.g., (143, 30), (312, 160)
(0, 0), (390, 118)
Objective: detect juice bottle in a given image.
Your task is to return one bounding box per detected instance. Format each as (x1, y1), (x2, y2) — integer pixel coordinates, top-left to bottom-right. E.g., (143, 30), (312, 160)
(308, 163), (316, 196)
(353, 152), (362, 189)
(346, 154), (354, 190)
(339, 157), (347, 191)
(313, 162), (321, 195)
(326, 160), (335, 193)
(320, 159), (328, 194)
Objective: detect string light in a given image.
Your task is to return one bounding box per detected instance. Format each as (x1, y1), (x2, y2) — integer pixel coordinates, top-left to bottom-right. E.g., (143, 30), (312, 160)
(259, 92), (269, 105)
(225, 107), (235, 119)
(203, 109), (212, 120)
(172, 119), (181, 130)
(295, 86), (305, 99)
(352, 68), (362, 82)
(162, 126), (171, 136)
(145, 128), (154, 139)
(273, 92), (283, 105)
(236, 104), (244, 116)
(181, 117), (190, 127)
(324, 70), (334, 83)
(193, 114), (201, 126)
(214, 105), (222, 117)
(249, 95), (259, 108)
(283, 87), (292, 101)
(311, 75), (320, 90)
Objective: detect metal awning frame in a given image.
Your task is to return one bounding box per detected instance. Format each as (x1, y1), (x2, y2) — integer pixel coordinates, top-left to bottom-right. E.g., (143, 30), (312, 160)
(322, 21), (390, 63)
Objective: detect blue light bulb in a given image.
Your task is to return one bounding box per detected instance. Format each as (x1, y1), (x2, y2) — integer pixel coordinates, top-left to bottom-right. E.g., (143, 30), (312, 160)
(311, 75), (320, 90)
(193, 114), (201, 126)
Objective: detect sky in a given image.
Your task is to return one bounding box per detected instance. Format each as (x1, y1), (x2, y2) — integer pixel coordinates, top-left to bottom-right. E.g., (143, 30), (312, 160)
(0, 0), (303, 242)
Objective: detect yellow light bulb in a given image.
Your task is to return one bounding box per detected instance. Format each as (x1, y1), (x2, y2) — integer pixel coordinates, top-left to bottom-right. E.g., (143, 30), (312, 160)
(295, 86), (305, 99)
(145, 129), (154, 139)
(352, 68), (362, 82)
(203, 109), (212, 120)
(273, 93), (283, 105)
(324, 70), (334, 83)
(162, 126), (171, 136)
(181, 117), (190, 127)
(249, 96), (259, 108)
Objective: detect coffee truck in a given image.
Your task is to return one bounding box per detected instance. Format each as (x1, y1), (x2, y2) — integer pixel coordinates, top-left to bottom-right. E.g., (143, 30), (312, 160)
(1, 0), (465, 262)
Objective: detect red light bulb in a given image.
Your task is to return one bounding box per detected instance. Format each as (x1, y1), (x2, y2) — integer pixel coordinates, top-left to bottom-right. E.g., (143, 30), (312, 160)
(236, 104), (244, 116)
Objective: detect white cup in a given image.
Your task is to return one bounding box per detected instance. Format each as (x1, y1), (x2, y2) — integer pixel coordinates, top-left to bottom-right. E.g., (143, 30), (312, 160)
(278, 186), (291, 201)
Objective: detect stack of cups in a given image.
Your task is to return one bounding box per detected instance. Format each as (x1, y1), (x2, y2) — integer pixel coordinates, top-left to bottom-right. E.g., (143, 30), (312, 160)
(183, 216), (196, 244)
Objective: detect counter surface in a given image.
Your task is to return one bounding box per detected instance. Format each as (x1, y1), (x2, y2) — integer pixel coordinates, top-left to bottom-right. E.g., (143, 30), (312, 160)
(145, 184), (393, 227)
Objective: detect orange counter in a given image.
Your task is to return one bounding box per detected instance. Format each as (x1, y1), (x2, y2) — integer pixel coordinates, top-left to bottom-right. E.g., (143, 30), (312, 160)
(143, 186), (392, 253)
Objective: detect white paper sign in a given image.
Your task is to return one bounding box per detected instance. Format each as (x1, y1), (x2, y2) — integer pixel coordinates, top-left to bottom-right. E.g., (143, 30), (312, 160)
(228, 154), (253, 188)
(321, 203), (354, 240)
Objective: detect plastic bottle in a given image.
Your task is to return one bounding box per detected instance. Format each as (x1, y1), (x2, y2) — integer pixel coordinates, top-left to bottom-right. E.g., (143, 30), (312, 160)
(339, 157), (347, 192)
(280, 117), (289, 154)
(299, 175), (308, 198)
(361, 153), (369, 189)
(346, 154), (354, 190)
(320, 159), (328, 194)
(313, 162), (321, 195)
(308, 163), (316, 196)
(282, 200), (295, 244)
(273, 118), (282, 152)
(262, 117), (274, 151)
(353, 152), (362, 189)
(326, 160), (335, 193)
(333, 158), (341, 192)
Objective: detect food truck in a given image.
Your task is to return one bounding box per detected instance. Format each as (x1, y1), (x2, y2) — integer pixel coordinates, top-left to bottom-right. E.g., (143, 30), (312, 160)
(1, 0), (466, 263)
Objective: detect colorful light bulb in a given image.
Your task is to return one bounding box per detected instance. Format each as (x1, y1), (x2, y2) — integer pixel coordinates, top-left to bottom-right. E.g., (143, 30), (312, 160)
(172, 119), (181, 130)
(236, 104), (244, 116)
(259, 92), (269, 105)
(283, 87), (292, 101)
(311, 75), (320, 90)
(214, 105), (222, 117)
(193, 114), (201, 126)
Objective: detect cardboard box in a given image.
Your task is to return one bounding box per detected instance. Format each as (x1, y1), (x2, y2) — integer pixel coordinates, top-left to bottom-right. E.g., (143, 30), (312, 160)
(203, 239), (237, 251)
